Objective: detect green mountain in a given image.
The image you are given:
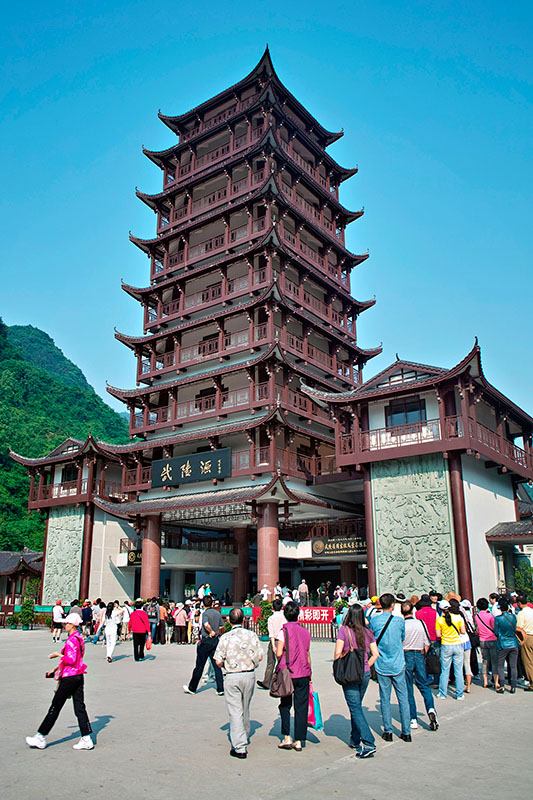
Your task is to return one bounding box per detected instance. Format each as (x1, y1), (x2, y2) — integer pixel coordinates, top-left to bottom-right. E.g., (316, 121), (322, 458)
(0, 319), (129, 552)
(7, 325), (94, 393)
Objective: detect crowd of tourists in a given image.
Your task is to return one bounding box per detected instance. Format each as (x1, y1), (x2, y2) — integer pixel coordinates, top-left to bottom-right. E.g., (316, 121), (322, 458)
(27, 586), (533, 759)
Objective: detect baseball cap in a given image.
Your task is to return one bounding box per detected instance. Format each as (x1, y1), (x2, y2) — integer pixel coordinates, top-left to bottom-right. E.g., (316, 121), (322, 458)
(62, 612), (82, 626)
(348, 596), (359, 606)
(371, 596), (378, 604)
(439, 600), (451, 610)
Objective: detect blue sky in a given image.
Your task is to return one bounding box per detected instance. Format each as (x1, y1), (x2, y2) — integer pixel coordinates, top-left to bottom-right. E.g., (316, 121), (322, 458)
(1, 1), (531, 414)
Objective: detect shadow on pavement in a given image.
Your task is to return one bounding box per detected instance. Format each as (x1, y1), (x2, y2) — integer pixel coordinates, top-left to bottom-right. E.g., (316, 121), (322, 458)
(47, 714), (114, 747)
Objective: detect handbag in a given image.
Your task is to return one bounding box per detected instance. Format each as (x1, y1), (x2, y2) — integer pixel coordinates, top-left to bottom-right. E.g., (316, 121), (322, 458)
(418, 620), (441, 676)
(307, 683), (323, 730)
(269, 627), (294, 698)
(333, 628), (365, 686)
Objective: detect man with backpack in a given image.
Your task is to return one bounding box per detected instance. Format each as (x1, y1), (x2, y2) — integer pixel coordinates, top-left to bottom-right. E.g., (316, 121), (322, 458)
(369, 593), (412, 742)
(145, 597), (160, 642)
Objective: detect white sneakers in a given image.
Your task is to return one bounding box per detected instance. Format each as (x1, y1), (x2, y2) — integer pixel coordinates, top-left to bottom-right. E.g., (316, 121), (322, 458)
(410, 719), (418, 729)
(72, 736), (94, 750)
(26, 733), (46, 749)
(183, 685), (195, 694)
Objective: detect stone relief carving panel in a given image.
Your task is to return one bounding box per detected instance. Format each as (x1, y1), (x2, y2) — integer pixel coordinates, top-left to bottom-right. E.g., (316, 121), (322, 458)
(42, 506), (85, 605)
(371, 454), (457, 595)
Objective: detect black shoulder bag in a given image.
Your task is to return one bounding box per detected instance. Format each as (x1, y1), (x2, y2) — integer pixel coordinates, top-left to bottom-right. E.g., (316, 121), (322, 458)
(419, 620), (441, 676)
(333, 627), (365, 686)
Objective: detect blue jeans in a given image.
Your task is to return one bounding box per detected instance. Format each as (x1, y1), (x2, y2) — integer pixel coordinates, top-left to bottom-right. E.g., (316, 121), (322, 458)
(150, 622), (158, 641)
(342, 672), (375, 747)
(404, 651), (435, 718)
(376, 670), (411, 735)
(439, 644), (464, 698)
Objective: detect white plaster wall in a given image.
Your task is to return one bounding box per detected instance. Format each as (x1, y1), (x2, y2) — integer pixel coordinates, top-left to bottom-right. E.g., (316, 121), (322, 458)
(88, 508), (136, 601)
(462, 455), (516, 598)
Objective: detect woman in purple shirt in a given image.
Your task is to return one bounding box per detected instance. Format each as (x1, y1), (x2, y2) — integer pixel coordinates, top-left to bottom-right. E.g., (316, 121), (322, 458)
(276, 601), (312, 751)
(334, 604), (379, 759)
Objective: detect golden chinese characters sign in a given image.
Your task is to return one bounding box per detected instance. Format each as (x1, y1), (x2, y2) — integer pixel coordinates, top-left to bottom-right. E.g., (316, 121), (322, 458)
(151, 449), (232, 488)
(311, 536), (366, 558)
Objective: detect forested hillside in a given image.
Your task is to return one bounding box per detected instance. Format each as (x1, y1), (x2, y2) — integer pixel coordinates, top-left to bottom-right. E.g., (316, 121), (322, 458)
(0, 319), (129, 551)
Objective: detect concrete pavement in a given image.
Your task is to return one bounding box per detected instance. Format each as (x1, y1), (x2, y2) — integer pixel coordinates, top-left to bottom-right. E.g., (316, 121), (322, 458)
(1, 629), (530, 800)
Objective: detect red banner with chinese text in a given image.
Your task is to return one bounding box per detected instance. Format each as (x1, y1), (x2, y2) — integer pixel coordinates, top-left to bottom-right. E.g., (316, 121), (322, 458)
(252, 607), (335, 624)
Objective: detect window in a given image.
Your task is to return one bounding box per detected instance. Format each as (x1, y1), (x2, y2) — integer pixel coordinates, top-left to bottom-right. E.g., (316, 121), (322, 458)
(61, 464), (78, 483)
(385, 397), (426, 429)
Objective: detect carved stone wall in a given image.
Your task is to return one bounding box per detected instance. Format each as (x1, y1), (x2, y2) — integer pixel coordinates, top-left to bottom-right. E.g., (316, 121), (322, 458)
(42, 506), (85, 605)
(371, 454), (457, 595)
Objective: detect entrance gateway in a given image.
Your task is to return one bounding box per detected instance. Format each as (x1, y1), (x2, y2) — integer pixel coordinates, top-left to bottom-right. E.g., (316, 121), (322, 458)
(10, 50), (533, 604)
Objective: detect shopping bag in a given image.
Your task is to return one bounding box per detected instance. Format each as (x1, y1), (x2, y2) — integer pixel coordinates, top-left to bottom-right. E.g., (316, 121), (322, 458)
(146, 635), (152, 651)
(307, 683), (323, 731)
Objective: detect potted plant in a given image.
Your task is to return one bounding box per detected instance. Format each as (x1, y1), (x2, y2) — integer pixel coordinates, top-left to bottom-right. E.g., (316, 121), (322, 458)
(19, 577), (40, 630)
(257, 599), (273, 641)
(9, 614), (19, 629)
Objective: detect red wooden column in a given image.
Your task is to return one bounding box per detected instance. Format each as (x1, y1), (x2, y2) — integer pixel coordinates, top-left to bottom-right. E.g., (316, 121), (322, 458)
(79, 504), (94, 601)
(362, 465), (377, 596)
(140, 515), (162, 599)
(257, 503), (279, 595)
(448, 452), (474, 599)
(233, 526), (249, 603)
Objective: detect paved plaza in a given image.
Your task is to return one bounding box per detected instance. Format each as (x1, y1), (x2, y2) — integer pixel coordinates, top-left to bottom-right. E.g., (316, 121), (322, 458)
(1, 630), (530, 800)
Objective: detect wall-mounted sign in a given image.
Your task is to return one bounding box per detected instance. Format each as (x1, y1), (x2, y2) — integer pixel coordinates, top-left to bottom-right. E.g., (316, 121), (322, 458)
(151, 448), (232, 488)
(127, 550), (142, 566)
(311, 536), (366, 558)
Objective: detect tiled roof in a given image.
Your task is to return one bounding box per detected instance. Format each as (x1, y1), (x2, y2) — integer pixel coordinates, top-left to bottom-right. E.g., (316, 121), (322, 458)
(0, 550), (43, 576)
(485, 521), (533, 540)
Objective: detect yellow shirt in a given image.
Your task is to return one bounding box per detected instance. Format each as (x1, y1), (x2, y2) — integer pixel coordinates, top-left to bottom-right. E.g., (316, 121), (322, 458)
(435, 613), (463, 645)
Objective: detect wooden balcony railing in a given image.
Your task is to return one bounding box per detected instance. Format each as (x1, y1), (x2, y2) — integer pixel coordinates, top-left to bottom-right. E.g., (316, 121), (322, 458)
(180, 92), (261, 143)
(282, 275), (354, 336)
(279, 223), (349, 288)
(153, 216), (267, 279)
(30, 480), (127, 505)
(338, 414), (533, 476)
(166, 123), (265, 186)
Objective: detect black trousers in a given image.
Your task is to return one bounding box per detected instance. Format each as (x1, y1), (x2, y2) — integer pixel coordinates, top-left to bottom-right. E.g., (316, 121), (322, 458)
(279, 676), (310, 742)
(133, 632), (146, 661)
(188, 637), (224, 692)
(38, 675), (92, 737)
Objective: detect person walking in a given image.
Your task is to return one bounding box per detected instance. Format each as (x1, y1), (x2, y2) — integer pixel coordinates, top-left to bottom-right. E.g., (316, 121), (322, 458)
(334, 604), (379, 758)
(215, 608), (263, 759)
(401, 602), (439, 731)
(145, 597), (160, 642)
(103, 601), (122, 663)
(121, 601), (132, 641)
(516, 595), (533, 691)
(369, 593), (412, 742)
(494, 597), (520, 693)
(475, 598), (499, 689)
(52, 601), (65, 642)
(298, 579), (309, 607)
(435, 599), (466, 700)
(81, 601), (92, 639)
(183, 596), (224, 695)
(257, 598), (286, 690)
(276, 601), (312, 752)
(26, 613), (94, 751)
(92, 602), (106, 645)
(128, 599), (151, 661)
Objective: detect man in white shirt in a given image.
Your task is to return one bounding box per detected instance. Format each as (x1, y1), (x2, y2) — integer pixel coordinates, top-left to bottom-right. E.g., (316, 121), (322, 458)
(260, 584), (271, 601)
(401, 602), (439, 731)
(257, 598), (286, 690)
(298, 579), (309, 606)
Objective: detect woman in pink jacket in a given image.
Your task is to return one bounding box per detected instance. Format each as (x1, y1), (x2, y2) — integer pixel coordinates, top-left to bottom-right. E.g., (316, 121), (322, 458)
(26, 612), (94, 751)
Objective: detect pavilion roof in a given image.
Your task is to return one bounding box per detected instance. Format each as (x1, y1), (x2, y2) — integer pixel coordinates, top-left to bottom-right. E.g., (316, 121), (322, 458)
(9, 434), (121, 468)
(157, 48), (343, 146)
(300, 343), (533, 428)
(92, 473), (341, 520)
(0, 549), (43, 577)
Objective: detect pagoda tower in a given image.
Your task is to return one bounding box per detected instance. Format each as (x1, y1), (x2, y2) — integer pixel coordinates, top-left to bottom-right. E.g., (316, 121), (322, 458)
(105, 48), (380, 599)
